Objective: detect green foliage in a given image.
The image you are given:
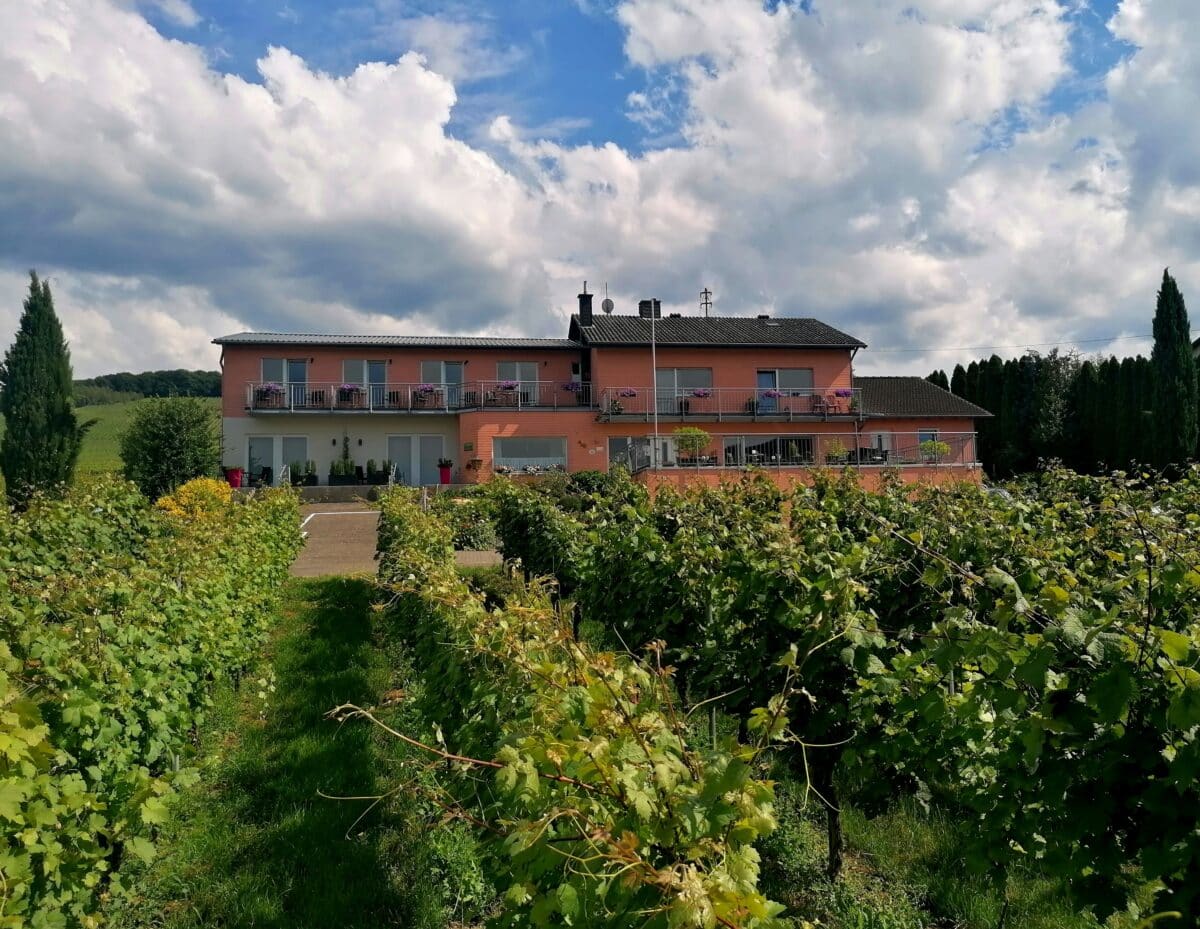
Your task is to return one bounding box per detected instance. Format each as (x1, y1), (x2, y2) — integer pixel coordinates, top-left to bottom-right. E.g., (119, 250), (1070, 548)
(0, 478), (301, 926)
(1152, 269), (1197, 467)
(0, 271), (90, 506)
(673, 426), (713, 460)
(917, 440), (951, 463)
(488, 478), (590, 592)
(371, 489), (786, 928)
(75, 369), (220, 399)
(429, 492), (498, 550)
(118, 397), (221, 498)
(487, 467), (1200, 923)
(925, 370), (949, 391)
(74, 385), (142, 406)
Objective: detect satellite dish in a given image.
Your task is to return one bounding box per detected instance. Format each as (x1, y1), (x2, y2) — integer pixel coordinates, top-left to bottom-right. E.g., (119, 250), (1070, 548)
(601, 298), (614, 314)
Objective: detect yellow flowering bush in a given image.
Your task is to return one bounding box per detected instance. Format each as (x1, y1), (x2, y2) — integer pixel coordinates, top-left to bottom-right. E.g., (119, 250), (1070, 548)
(156, 476), (234, 520)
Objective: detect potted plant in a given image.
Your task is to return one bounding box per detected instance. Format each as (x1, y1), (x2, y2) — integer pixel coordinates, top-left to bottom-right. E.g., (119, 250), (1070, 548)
(304, 460), (319, 486)
(367, 458), (391, 485)
(825, 438), (849, 465)
(920, 439), (951, 465)
(255, 382), (285, 408)
(673, 426), (712, 467)
(328, 459), (356, 486)
(437, 457), (453, 484)
(289, 459), (307, 486)
(337, 383), (365, 407)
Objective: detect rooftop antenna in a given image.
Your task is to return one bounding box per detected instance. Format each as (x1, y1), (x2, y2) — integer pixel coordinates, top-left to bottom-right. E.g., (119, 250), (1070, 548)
(701, 287), (712, 318)
(601, 282), (614, 314)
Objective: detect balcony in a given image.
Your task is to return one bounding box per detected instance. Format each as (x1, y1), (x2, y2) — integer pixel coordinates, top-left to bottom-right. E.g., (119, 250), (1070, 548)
(613, 432), (978, 472)
(597, 386), (864, 422)
(245, 380), (595, 413)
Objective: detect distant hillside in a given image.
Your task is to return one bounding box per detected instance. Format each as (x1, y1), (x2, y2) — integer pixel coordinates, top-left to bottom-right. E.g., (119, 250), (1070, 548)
(0, 397), (220, 473)
(74, 369), (220, 406)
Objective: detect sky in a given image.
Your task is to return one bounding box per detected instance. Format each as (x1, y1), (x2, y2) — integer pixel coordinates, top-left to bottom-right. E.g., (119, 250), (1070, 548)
(1, 0), (1197, 377)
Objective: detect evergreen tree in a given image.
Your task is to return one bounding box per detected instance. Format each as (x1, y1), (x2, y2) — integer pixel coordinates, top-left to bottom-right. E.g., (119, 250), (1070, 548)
(1068, 360), (1099, 473)
(1098, 357), (1122, 471)
(0, 272), (90, 506)
(950, 364), (967, 397)
(926, 369), (950, 390)
(1151, 269), (1198, 466)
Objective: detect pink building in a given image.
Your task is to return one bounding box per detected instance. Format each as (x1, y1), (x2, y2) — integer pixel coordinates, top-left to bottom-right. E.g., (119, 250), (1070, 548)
(214, 292), (990, 487)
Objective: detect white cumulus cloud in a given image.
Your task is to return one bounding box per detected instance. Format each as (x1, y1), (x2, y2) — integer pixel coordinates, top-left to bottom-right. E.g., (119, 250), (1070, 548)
(0, 0), (1197, 378)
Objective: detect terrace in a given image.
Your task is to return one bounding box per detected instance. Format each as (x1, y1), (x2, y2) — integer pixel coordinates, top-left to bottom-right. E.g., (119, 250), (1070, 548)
(245, 380), (594, 413)
(610, 431), (978, 471)
(597, 386), (864, 422)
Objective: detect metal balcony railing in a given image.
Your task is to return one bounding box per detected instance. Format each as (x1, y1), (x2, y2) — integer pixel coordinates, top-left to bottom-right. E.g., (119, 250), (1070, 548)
(597, 386), (864, 421)
(613, 432), (978, 472)
(245, 380), (594, 412)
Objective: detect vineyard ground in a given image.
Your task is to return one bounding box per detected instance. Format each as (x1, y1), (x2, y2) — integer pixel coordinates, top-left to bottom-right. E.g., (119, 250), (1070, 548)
(108, 577), (447, 929)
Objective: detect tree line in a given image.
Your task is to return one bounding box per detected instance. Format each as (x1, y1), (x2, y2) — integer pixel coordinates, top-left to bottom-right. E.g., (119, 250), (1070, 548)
(76, 368), (220, 402)
(928, 269), (1197, 477)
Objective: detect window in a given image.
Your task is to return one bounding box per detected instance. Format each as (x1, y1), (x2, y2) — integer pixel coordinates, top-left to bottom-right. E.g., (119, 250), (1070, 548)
(282, 436), (308, 471)
(420, 361), (465, 385)
(341, 360), (387, 385)
(497, 361), (540, 402)
(918, 429), (939, 444)
(420, 361), (465, 405)
(493, 436), (567, 472)
(656, 368), (712, 412)
(262, 357), (285, 383)
(497, 361), (538, 383)
(656, 368), (712, 392)
(778, 369), (814, 391)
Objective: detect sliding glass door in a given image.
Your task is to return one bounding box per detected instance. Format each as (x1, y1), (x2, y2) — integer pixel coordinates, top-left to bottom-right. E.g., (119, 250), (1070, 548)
(387, 434), (445, 485)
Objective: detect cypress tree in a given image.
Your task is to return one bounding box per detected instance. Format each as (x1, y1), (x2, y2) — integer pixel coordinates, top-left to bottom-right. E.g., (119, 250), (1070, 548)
(1118, 357), (1139, 469)
(1151, 269), (1198, 466)
(1069, 360), (1100, 472)
(1098, 357), (1122, 471)
(950, 364), (967, 397)
(926, 369), (950, 390)
(0, 272), (90, 506)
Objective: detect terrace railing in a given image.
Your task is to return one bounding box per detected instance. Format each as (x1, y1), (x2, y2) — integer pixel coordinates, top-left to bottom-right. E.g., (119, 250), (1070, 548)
(613, 432), (978, 471)
(598, 386), (864, 421)
(246, 380), (594, 413)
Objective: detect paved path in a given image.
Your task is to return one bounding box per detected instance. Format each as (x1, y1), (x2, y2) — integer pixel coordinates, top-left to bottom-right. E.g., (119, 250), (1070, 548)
(291, 503), (380, 577)
(290, 502), (502, 576)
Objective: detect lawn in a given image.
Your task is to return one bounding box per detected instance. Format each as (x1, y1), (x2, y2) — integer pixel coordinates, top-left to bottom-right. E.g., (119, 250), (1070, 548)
(0, 397), (219, 473)
(109, 577), (458, 929)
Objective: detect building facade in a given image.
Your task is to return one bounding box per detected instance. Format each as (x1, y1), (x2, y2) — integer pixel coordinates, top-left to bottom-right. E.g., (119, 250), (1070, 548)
(214, 293), (991, 487)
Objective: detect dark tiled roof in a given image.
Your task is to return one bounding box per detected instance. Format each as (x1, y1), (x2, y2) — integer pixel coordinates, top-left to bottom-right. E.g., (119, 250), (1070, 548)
(213, 332), (581, 349)
(570, 314), (866, 348)
(858, 376), (992, 418)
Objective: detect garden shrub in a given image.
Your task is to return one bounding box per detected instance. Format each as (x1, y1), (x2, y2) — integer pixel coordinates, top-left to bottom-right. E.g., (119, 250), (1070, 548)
(119, 397), (220, 499)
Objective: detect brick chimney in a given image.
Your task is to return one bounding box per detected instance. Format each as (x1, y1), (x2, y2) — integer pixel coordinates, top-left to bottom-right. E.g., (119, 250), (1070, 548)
(578, 286), (593, 326)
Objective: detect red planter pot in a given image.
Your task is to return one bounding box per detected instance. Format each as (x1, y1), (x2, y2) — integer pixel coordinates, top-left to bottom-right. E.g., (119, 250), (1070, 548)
(439, 466), (452, 484)
(225, 467), (244, 488)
